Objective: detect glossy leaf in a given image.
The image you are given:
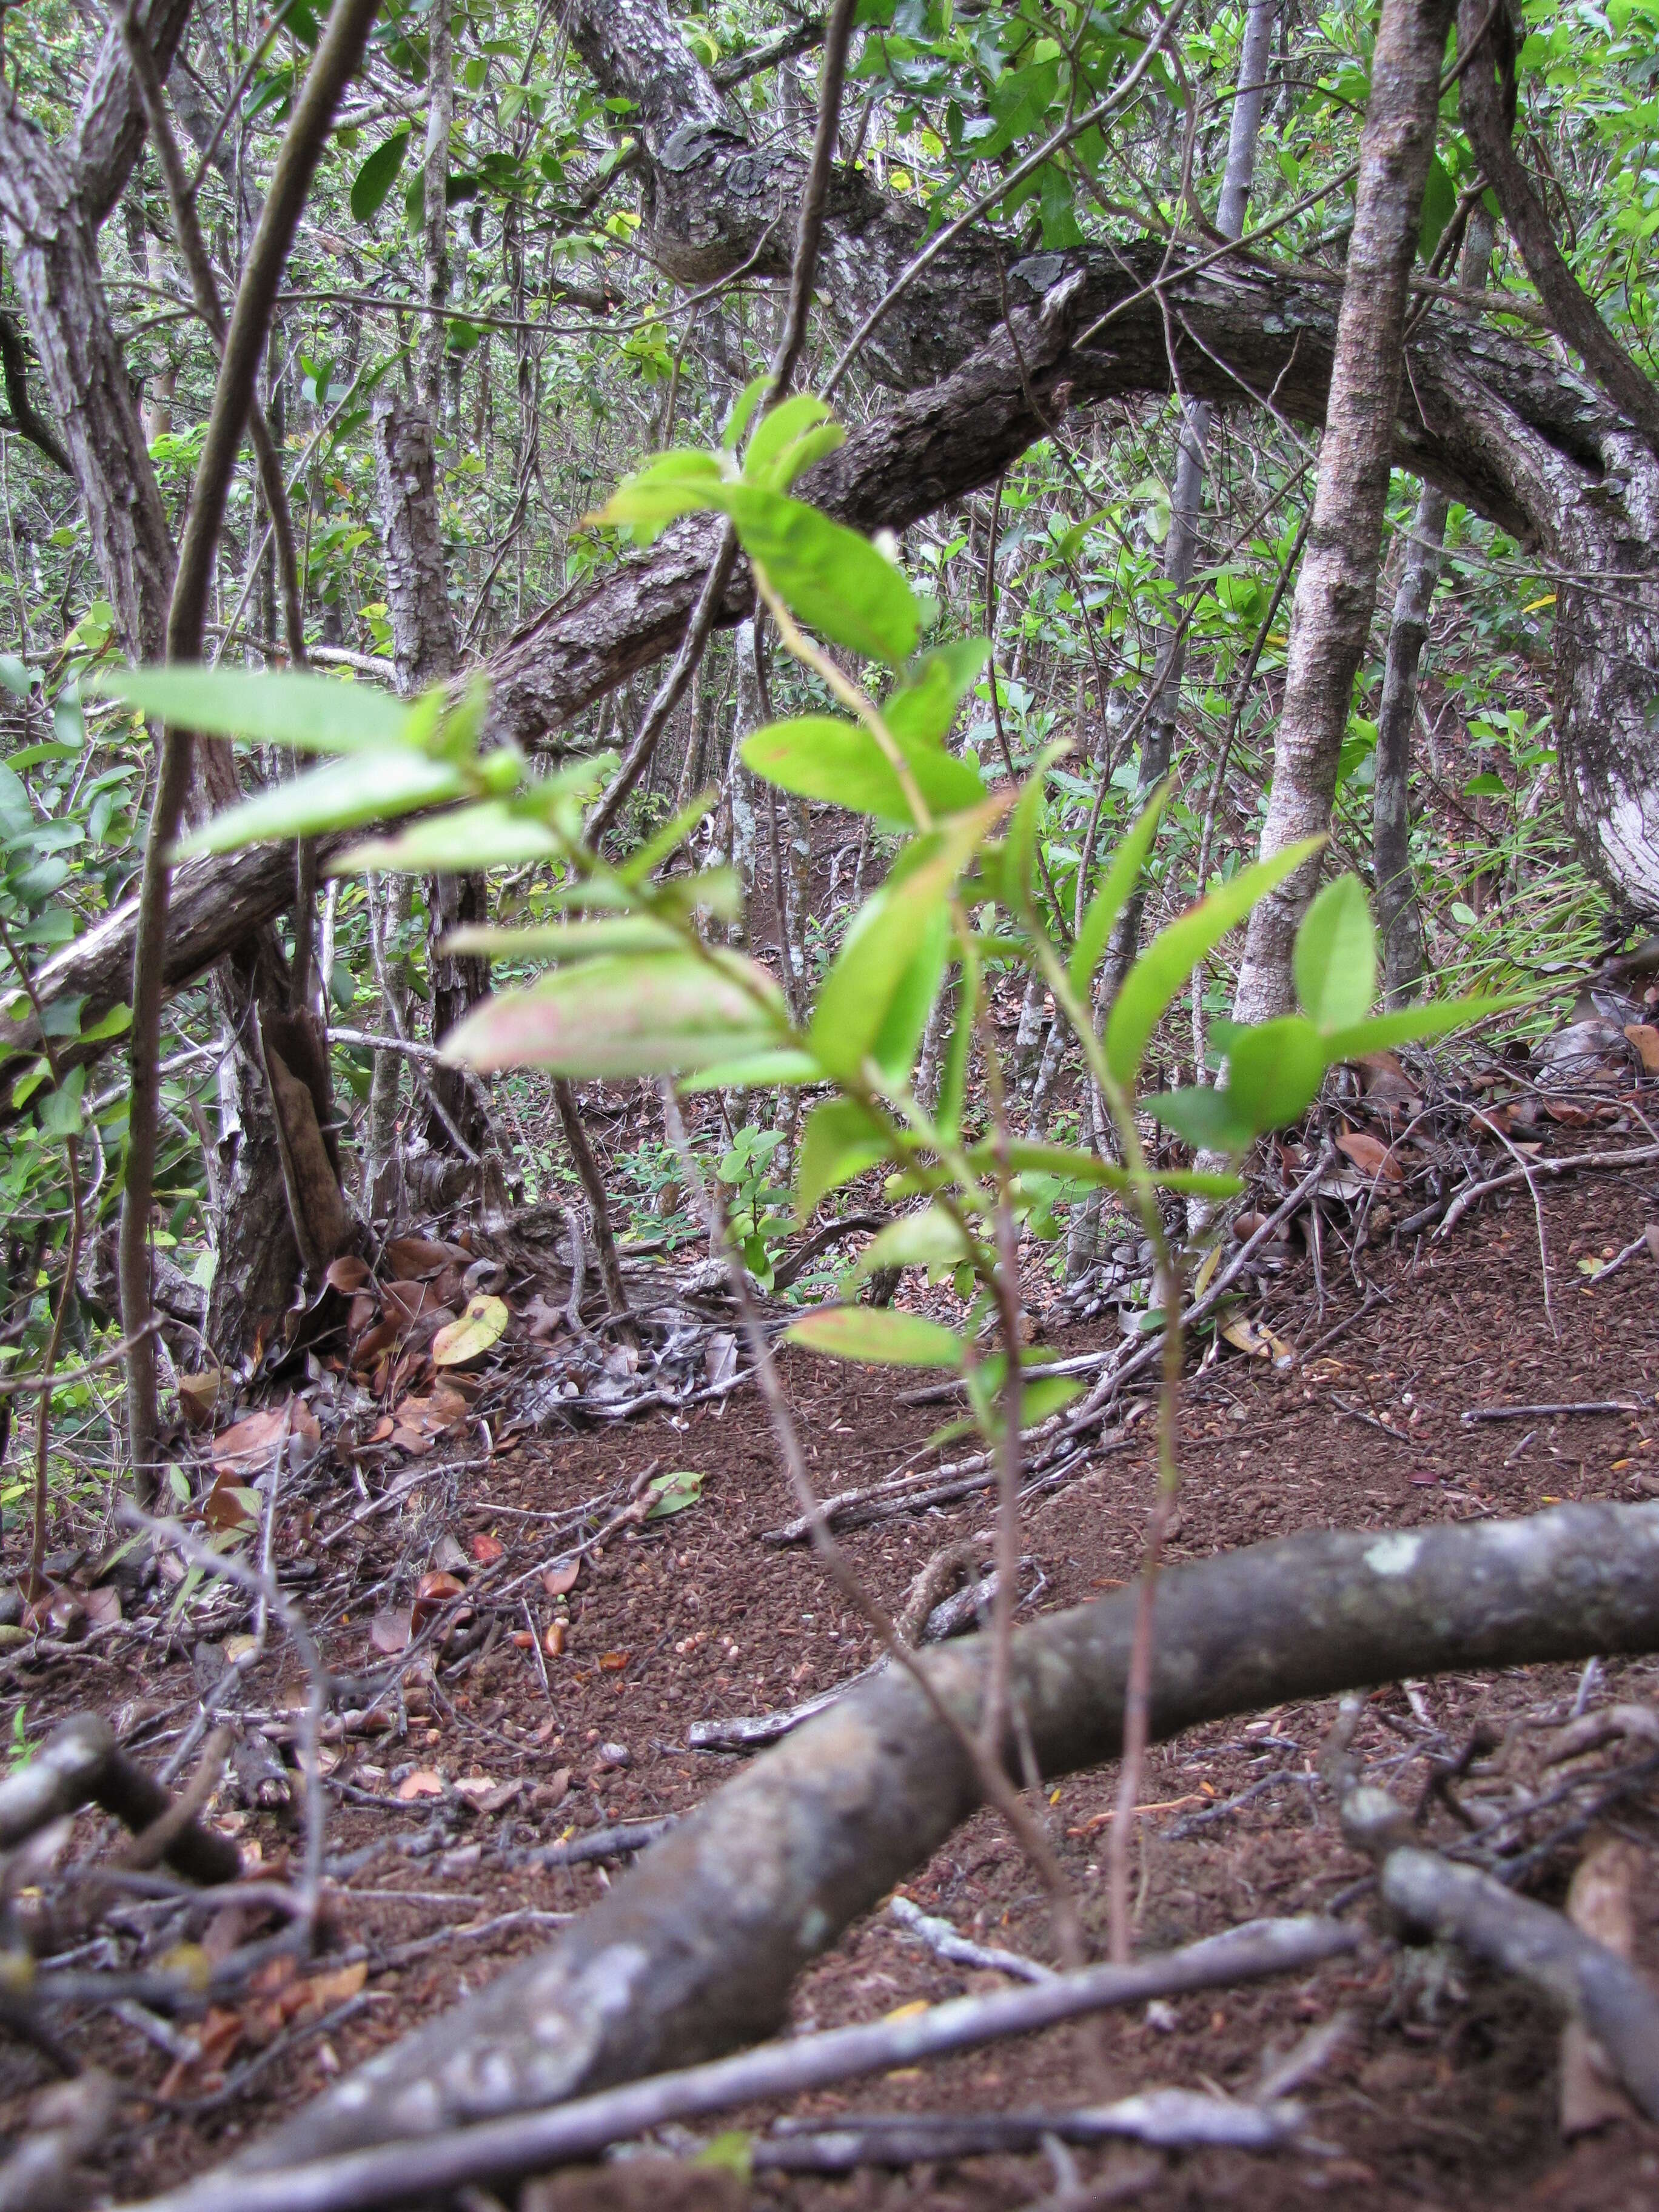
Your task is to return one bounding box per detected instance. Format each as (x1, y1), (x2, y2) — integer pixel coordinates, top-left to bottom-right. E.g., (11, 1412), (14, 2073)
(1069, 782), (1167, 999)
(726, 484), (919, 666)
(350, 129), (412, 221)
(174, 749), (469, 857)
(785, 1306), (964, 1369)
(741, 714), (985, 828)
(1293, 874), (1376, 1032)
(91, 666), (410, 753)
(443, 951), (784, 1079)
(1104, 837), (1323, 1086)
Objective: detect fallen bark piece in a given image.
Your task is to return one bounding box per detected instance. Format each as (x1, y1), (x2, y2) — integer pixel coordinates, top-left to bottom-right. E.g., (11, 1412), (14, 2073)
(754, 2086), (1310, 2171)
(0, 1712), (241, 1885)
(116, 1918), (1355, 2212)
(1379, 1848), (1659, 2123)
(1560, 1832), (1644, 2137)
(228, 1502), (1659, 2176)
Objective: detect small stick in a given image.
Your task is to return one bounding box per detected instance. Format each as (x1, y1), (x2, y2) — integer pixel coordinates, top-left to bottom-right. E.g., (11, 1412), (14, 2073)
(1435, 1144), (1659, 1238)
(890, 1894), (1056, 1985)
(1462, 1399), (1646, 1423)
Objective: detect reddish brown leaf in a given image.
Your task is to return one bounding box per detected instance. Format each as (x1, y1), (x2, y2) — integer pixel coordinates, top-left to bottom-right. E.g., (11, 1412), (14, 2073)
(542, 1560), (580, 1598)
(176, 1369), (225, 1431)
(395, 1769), (445, 1801)
(598, 1650), (631, 1673)
(469, 1533), (505, 1565)
(1335, 1129), (1403, 1183)
(325, 1255), (372, 1294)
(543, 1620), (567, 1658)
(384, 1236), (458, 1281)
(381, 1279), (448, 1329)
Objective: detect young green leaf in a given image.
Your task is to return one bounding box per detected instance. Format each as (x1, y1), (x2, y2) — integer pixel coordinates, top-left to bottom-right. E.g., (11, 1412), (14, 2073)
(1223, 1015), (1329, 1133)
(175, 749), (471, 857)
(1293, 874), (1376, 1032)
(1147, 1085), (1256, 1152)
(335, 797), (555, 874)
(1069, 782), (1167, 999)
(785, 1306), (965, 1368)
(443, 952), (785, 1079)
(741, 715), (985, 827)
(726, 484), (919, 666)
(795, 1098), (890, 1221)
(721, 373), (769, 452)
(884, 640), (990, 749)
(91, 666), (411, 753)
(1103, 836), (1324, 1086)
(853, 1204), (975, 1276)
(743, 394), (838, 486)
(1319, 994), (1522, 1062)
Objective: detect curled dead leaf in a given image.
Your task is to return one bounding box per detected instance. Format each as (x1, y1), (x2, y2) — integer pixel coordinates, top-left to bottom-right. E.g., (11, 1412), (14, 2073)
(325, 1255), (372, 1295)
(1335, 1129), (1403, 1183)
(543, 1620), (566, 1658)
(411, 1570), (466, 1632)
(598, 1650), (631, 1673)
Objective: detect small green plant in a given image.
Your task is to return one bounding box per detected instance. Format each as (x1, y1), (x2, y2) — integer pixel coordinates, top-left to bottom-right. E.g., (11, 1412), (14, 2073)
(98, 381), (1507, 1457)
(715, 1125), (792, 1290)
(6, 1705), (33, 1772)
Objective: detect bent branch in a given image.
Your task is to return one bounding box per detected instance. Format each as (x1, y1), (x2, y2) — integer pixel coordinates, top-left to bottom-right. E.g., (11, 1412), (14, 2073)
(225, 1501), (1659, 2171)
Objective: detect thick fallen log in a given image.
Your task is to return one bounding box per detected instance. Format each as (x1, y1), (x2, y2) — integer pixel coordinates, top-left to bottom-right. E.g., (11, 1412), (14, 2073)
(123, 1917), (1353, 2212)
(206, 1501), (1659, 2180)
(0, 1711), (241, 1885)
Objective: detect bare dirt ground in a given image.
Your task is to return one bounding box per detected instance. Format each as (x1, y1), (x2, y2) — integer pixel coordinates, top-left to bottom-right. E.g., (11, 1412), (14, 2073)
(5, 1145), (1659, 2211)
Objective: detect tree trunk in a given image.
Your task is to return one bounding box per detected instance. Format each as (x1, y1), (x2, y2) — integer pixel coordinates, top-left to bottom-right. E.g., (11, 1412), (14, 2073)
(1233, 0), (1457, 1021)
(1373, 209), (1496, 1004)
(233, 1500), (1659, 2172)
(369, 389), (489, 1155)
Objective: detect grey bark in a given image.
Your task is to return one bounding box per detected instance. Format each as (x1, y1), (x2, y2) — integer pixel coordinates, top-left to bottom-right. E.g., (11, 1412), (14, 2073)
(232, 1500), (1659, 2171)
(370, 389), (488, 1150)
(1373, 209), (1496, 1005)
(1234, 0), (1458, 1021)
(418, 3), (453, 423)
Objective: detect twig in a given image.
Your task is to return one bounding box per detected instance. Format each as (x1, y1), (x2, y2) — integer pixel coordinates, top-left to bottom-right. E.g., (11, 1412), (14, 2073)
(0, 1713), (240, 1884)
(889, 1894), (1056, 1984)
(116, 1919), (1356, 2212)
(1435, 1144), (1659, 1237)
(1461, 1399), (1647, 1423)
(506, 1817), (677, 1871)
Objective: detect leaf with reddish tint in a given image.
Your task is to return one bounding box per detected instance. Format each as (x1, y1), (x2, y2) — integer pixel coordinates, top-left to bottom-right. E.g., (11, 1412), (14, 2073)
(325, 1255), (372, 1293)
(469, 1533), (505, 1564)
(542, 1560), (580, 1597)
(598, 1650), (631, 1672)
(1336, 1129), (1403, 1182)
(411, 1570), (466, 1631)
(544, 1620), (567, 1657)
(432, 1294), (510, 1368)
(384, 1236), (457, 1280)
(395, 1770), (446, 1801)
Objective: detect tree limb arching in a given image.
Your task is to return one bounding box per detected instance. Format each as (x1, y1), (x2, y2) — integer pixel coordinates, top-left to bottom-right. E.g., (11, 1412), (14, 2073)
(222, 1501), (1659, 2174)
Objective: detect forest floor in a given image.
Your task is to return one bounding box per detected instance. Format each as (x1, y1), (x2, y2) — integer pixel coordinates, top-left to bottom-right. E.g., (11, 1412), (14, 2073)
(6, 1141), (1659, 2212)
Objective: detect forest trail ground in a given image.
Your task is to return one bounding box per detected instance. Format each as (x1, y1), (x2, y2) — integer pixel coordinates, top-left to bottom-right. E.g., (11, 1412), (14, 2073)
(8, 1150), (1659, 2212)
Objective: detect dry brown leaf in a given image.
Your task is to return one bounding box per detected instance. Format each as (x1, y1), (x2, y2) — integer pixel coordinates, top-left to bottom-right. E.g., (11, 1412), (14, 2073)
(1624, 1022), (1659, 1073)
(369, 1607), (411, 1656)
(1335, 1129), (1403, 1182)
(1560, 1833), (1644, 2136)
(432, 1295), (511, 1369)
(304, 1960), (369, 2010)
(469, 1533), (505, 1566)
(411, 1570), (467, 1634)
(81, 1585), (122, 1629)
(384, 1236), (458, 1281)
(395, 1770), (445, 1801)
(324, 1255), (372, 1294)
(544, 1620), (567, 1658)
(598, 1650), (631, 1673)
(176, 1369), (225, 1431)
(382, 1279), (449, 1329)
(210, 1398), (319, 1481)
(200, 1476), (260, 1533)
(542, 1560), (580, 1598)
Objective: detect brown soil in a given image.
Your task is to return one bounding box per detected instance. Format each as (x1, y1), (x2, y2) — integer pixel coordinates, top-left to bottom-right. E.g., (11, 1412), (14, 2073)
(6, 1150), (1659, 2211)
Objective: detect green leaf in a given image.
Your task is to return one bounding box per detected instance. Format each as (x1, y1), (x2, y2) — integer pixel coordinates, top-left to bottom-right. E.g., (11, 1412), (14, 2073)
(587, 450), (728, 539)
(78, 1002), (132, 1045)
(742, 715), (985, 829)
(885, 640), (990, 748)
(868, 903), (950, 1085)
(350, 128), (412, 221)
(174, 749), (471, 857)
(1320, 994), (1522, 1062)
(1293, 874), (1376, 1032)
(1017, 1375), (1083, 1426)
(90, 666), (410, 753)
(785, 1306), (964, 1369)
(1224, 1016), (1328, 1131)
(679, 1047), (819, 1091)
(721, 374), (769, 452)
(443, 951), (785, 1079)
(743, 394), (838, 486)
(726, 484), (919, 666)
(1418, 150), (1455, 261)
(795, 1099), (890, 1220)
(336, 799), (556, 874)
(1069, 782), (1167, 999)
(441, 917), (683, 962)
(644, 1468), (706, 1519)
(1104, 837), (1323, 1087)
(853, 1204), (974, 1276)
(808, 798), (1004, 1079)
(1148, 1085), (1255, 1152)
(971, 1139), (1235, 1197)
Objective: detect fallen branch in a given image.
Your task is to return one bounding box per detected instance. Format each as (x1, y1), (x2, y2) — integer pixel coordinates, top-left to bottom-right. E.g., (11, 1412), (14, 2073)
(213, 1501), (1659, 2178)
(0, 1712), (241, 1885)
(890, 1893), (1056, 1984)
(754, 2086), (1312, 2171)
(1435, 1144), (1659, 1237)
(1462, 1399), (1646, 1423)
(121, 1917), (1354, 2212)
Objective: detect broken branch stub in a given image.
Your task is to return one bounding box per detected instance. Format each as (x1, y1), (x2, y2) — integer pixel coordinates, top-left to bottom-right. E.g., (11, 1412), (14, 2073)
(225, 1502), (1659, 2175)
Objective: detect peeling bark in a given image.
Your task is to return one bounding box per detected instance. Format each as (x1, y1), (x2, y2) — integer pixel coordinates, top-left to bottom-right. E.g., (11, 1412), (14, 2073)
(236, 1500), (1659, 2170)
